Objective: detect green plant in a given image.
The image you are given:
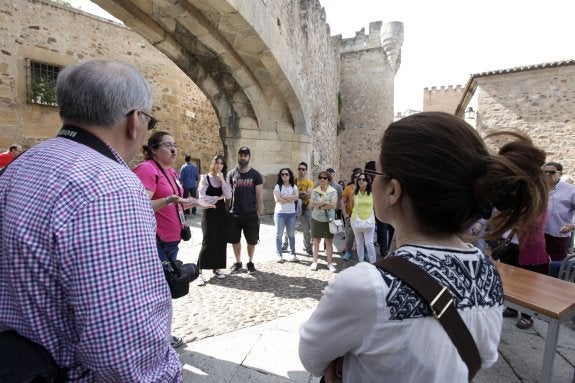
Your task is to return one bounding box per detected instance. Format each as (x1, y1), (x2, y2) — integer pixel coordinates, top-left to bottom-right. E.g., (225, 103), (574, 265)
(31, 76), (57, 106)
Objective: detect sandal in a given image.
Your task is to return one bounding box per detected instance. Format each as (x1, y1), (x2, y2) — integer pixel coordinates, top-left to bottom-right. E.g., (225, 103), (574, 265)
(516, 317), (533, 330)
(213, 269), (225, 279)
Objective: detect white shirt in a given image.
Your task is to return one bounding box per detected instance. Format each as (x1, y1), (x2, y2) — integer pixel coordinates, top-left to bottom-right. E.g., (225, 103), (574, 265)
(274, 184), (298, 214)
(544, 180), (575, 237)
(299, 245), (503, 383)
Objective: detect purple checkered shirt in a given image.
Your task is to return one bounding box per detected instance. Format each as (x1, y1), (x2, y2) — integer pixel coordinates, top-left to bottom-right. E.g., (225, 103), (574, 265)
(0, 137), (181, 382)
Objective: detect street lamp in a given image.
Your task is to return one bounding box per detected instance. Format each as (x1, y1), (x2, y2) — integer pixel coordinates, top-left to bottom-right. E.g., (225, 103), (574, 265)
(465, 107), (476, 119)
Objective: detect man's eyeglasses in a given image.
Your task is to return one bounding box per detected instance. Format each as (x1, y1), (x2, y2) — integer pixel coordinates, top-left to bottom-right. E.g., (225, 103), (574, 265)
(159, 143), (178, 150)
(126, 109), (158, 131)
(364, 169), (390, 178)
(318, 176), (328, 180)
(298, 168), (306, 171)
(281, 173), (289, 176)
(544, 170), (557, 175)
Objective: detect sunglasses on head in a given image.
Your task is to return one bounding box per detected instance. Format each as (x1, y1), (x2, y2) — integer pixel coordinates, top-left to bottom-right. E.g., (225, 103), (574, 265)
(544, 170), (557, 175)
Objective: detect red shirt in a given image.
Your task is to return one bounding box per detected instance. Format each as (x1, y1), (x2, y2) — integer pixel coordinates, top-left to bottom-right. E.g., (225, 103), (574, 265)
(0, 151), (15, 168)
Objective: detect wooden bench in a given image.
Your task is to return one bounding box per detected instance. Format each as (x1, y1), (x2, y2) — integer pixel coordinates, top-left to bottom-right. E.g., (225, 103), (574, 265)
(494, 262), (575, 383)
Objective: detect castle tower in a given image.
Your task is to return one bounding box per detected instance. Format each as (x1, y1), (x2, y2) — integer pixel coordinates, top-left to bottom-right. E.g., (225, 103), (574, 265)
(423, 85), (464, 114)
(336, 21), (404, 179)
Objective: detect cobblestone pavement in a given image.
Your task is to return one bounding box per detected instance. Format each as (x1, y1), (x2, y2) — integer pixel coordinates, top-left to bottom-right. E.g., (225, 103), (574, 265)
(173, 213), (353, 343)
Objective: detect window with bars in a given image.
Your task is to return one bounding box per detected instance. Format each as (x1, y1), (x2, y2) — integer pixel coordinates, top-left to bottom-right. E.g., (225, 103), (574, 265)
(28, 60), (62, 106)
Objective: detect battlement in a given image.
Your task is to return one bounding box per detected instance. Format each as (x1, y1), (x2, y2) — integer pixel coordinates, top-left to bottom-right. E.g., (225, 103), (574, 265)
(424, 84), (464, 92)
(338, 21), (384, 52)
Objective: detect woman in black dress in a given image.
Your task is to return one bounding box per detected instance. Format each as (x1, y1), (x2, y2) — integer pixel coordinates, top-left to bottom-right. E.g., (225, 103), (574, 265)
(197, 155), (232, 284)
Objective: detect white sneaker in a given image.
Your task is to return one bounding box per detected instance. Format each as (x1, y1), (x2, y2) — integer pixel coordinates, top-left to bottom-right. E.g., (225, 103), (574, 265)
(309, 262), (318, 271)
(290, 254), (298, 262)
(197, 274), (206, 286)
(328, 263), (336, 273)
(213, 270), (225, 279)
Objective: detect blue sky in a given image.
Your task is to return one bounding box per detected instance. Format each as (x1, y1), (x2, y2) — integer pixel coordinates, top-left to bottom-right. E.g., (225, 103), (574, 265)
(71, 0), (574, 114)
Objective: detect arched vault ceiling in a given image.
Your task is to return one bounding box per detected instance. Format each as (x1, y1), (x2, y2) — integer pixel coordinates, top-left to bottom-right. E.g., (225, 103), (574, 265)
(92, 0), (307, 134)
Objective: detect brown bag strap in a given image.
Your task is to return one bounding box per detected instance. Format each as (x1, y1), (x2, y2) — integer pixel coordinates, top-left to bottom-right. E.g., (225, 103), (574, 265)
(375, 256), (481, 381)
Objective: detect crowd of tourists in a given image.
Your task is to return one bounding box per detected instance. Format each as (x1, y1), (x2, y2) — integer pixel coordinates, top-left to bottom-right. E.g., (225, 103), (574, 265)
(1, 58), (574, 382)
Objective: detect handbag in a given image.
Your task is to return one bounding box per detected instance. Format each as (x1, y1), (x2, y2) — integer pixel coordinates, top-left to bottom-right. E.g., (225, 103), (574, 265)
(328, 218), (344, 235)
(375, 256), (481, 381)
(351, 194), (375, 232)
(181, 226), (191, 241)
(490, 230), (516, 262)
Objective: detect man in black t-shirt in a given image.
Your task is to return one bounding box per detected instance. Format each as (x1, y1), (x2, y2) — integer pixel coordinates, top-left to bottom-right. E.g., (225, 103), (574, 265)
(227, 146), (264, 274)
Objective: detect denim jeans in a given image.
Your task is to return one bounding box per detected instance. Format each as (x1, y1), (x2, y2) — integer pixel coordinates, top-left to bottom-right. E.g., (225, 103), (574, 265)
(275, 212), (296, 254)
(156, 240), (180, 262)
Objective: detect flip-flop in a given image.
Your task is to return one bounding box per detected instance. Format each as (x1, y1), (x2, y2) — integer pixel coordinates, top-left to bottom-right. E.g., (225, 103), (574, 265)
(516, 317), (533, 329)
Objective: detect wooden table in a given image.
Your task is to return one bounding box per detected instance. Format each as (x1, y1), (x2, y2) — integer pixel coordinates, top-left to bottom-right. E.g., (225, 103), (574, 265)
(494, 262), (575, 383)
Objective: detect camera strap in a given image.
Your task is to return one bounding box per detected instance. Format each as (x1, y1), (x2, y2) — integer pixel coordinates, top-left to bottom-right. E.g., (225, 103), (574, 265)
(56, 125), (120, 164)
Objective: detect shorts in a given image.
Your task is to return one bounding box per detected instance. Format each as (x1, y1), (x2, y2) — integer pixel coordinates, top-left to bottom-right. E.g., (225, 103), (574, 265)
(228, 212), (260, 245)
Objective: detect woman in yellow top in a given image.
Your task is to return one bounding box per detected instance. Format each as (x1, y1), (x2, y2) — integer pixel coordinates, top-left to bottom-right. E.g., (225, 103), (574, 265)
(350, 172), (376, 263)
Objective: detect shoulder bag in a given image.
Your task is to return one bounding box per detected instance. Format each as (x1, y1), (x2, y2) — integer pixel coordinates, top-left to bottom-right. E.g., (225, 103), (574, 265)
(351, 193), (375, 232)
(375, 256), (481, 381)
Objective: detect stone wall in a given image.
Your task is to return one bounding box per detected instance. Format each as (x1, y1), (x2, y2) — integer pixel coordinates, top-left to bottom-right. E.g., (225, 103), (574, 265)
(0, 0), (221, 171)
(336, 21), (403, 182)
(475, 64), (575, 173)
(423, 85), (464, 114)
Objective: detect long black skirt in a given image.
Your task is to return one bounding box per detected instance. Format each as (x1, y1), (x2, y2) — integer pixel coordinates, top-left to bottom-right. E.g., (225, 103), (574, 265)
(197, 200), (228, 270)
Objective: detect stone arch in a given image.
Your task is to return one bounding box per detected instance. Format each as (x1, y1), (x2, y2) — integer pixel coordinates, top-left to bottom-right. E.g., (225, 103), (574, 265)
(94, 0), (309, 161)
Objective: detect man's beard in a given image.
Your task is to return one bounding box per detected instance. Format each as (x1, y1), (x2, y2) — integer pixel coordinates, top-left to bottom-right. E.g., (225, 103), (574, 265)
(238, 159), (249, 169)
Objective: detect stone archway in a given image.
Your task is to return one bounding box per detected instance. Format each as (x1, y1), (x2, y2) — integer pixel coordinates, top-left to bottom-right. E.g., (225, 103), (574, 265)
(93, 0), (309, 166)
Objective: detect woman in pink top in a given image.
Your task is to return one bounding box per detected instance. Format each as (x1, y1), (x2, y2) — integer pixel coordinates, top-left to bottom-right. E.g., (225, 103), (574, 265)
(134, 131), (213, 263)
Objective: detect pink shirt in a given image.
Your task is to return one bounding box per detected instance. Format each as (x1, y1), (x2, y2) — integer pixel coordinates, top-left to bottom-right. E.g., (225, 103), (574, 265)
(134, 160), (183, 242)
(518, 211), (549, 266)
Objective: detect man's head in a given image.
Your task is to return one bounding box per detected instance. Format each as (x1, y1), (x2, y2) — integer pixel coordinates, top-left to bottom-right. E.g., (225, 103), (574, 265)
(184, 155), (191, 163)
(297, 161), (308, 176)
(238, 146), (250, 169)
(326, 168), (335, 181)
(543, 162), (563, 185)
(9, 145), (22, 158)
(56, 59), (154, 160)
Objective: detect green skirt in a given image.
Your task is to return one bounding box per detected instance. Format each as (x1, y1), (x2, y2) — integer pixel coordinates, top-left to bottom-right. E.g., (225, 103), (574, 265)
(311, 218), (333, 239)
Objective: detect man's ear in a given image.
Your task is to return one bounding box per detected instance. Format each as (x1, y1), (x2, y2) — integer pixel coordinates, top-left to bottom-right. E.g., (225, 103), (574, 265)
(387, 178), (402, 207)
(125, 111), (139, 141)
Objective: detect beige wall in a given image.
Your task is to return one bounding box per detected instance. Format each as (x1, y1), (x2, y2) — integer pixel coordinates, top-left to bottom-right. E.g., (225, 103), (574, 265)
(0, 0), (221, 172)
(475, 65), (575, 174)
(423, 85), (464, 114)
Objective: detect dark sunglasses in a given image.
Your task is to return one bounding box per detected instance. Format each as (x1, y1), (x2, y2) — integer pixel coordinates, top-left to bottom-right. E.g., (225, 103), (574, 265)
(126, 109), (158, 131)
(358, 177), (367, 181)
(544, 170), (557, 175)
(281, 173), (289, 176)
(298, 168), (306, 171)
(318, 176), (328, 180)
(364, 169), (390, 178)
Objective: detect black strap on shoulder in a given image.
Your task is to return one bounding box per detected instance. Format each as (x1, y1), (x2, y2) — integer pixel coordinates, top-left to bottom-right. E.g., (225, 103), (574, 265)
(375, 256), (481, 381)
(57, 125), (119, 163)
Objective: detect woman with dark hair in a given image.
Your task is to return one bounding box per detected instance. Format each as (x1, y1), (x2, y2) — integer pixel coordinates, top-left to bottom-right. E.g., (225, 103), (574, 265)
(349, 172), (376, 263)
(196, 155), (232, 285)
(341, 168), (361, 260)
(134, 131), (214, 347)
(273, 167), (299, 262)
(300, 112), (548, 381)
(309, 171), (338, 272)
